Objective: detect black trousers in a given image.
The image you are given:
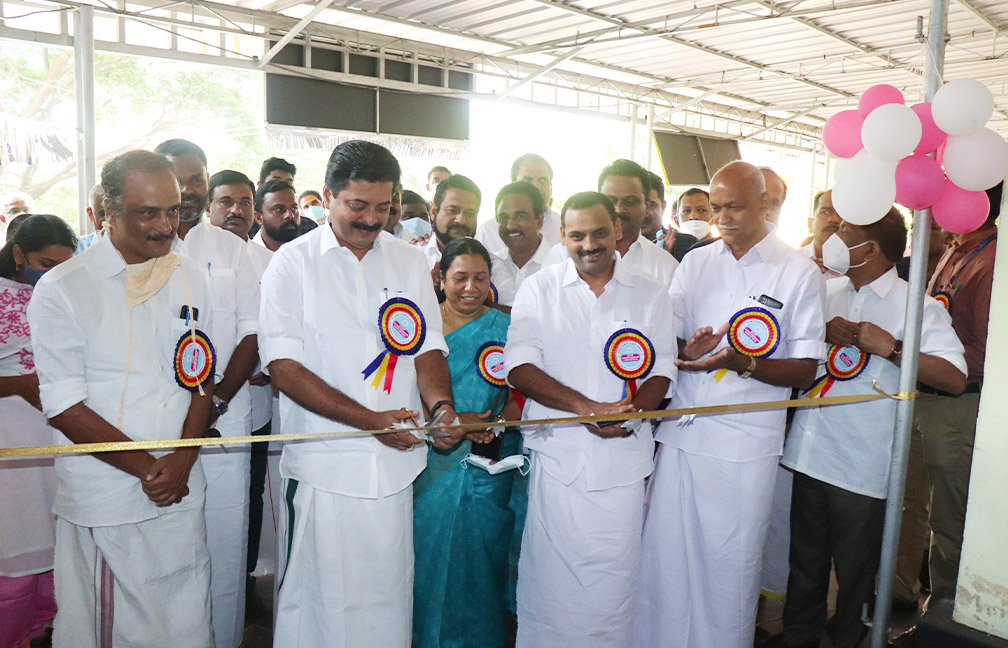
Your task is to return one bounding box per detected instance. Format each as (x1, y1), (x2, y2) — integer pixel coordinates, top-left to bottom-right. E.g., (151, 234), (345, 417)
(782, 471), (886, 648)
(247, 418), (272, 573)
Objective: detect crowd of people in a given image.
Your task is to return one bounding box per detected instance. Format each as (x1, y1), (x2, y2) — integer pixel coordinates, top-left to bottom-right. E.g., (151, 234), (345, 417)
(0, 138), (999, 648)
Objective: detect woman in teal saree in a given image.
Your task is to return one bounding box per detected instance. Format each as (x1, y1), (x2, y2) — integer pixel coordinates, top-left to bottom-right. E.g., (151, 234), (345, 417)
(413, 238), (523, 648)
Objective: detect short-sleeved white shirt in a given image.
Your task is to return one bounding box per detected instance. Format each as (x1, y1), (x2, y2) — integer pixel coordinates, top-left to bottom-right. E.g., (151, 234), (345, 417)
(656, 233), (827, 461)
(782, 269), (965, 498)
(174, 219), (260, 426)
(259, 227), (447, 498)
(246, 238), (274, 429)
(475, 206), (562, 257)
(28, 236), (214, 527)
(503, 257), (678, 491)
(544, 234), (679, 288)
(489, 236), (552, 307)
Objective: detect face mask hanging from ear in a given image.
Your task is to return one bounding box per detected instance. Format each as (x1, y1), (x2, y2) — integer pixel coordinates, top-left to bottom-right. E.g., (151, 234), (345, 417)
(822, 234), (870, 275)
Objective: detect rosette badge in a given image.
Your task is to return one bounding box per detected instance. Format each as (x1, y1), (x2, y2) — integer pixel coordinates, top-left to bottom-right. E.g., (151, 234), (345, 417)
(476, 342), (507, 387)
(362, 297), (426, 393)
(711, 307), (781, 382)
(604, 328), (655, 398)
(804, 344), (870, 398)
(174, 329), (216, 392)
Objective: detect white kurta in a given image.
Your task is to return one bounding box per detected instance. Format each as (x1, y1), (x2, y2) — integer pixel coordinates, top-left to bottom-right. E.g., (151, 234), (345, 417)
(28, 236), (215, 645)
(636, 233), (827, 648)
(0, 277), (55, 580)
(259, 227), (446, 648)
(475, 205), (562, 257)
(176, 219), (261, 648)
(503, 257), (678, 647)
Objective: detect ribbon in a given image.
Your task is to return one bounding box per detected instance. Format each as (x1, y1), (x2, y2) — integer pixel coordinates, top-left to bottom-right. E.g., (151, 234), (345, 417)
(1, 383), (911, 460)
(362, 298), (425, 394)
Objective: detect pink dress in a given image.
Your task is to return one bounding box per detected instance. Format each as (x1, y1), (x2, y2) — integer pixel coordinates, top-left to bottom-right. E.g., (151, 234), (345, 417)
(0, 276), (57, 648)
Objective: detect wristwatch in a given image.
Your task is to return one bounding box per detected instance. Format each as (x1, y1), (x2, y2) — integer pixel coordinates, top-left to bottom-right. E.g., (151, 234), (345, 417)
(886, 340), (904, 364)
(212, 395), (229, 418)
(738, 356), (757, 379)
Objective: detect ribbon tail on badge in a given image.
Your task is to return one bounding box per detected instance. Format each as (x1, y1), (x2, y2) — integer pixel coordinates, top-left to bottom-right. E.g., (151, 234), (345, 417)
(711, 368), (730, 383)
(382, 353), (398, 394)
(622, 379), (638, 399)
(363, 351), (389, 389)
(803, 374), (831, 399)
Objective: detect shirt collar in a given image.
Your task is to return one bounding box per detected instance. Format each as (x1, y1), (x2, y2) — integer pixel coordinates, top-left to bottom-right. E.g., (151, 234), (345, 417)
(495, 235), (552, 266)
(94, 233), (127, 278)
(319, 220), (382, 258)
(716, 229), (778, 264)
(863, 266), (899, 299)
(559, 254), (634, 288)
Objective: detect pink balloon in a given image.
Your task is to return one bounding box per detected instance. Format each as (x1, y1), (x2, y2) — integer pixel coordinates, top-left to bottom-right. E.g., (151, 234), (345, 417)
(895, 154), (945, 209)
(911, 103), (947, 154)
(823, 110), (864, 158)
(932, 180), (990, 234)
(858, 84), (905, 118)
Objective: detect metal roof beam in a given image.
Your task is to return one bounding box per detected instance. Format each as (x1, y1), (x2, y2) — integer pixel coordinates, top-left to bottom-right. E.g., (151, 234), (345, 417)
(260, 0), (334, 68)
(742, 104), (821, 140)
(953, 0), (1002, 32)
(497, 46), (584, 98)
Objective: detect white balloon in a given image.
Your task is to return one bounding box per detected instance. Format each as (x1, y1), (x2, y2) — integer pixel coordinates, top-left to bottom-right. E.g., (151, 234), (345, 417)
(942, 128), (1008, 192)
(832, 149), (869, 183)
(861, 103), (922, 162)
(831, 153), (897, 225)
(932, 79), (994, 137)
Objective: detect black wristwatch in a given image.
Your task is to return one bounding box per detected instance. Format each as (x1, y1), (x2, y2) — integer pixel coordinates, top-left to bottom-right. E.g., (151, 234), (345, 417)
(212, 395), (229, 418)
(429, 400), (454, 418)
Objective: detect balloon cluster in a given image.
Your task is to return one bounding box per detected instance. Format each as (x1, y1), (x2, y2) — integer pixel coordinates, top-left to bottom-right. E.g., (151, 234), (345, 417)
(822, 80), (1008, 232)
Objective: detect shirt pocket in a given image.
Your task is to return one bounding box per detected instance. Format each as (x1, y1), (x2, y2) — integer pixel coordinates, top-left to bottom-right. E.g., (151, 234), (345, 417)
(209, 267), (236, 313)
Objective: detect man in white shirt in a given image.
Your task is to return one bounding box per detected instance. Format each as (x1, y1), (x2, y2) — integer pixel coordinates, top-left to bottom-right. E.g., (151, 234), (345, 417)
(207, 168), (278, 606)
(489, 181), (551, 307)
(156, 138), (261, 648)
(504, 191), (677, 648)
(259, 140), (463, 648)
(74, 183), (106, 254)
(475, 153), (562, 256)
(544, 159), (678, 286)
(420, 173), (481, 270)
(778, 209), (966, 648)
(760, 166), (788, 226)
(28, 150), (215, 646)
(800, 189), (842, 277)
(634, 161), (826, 648)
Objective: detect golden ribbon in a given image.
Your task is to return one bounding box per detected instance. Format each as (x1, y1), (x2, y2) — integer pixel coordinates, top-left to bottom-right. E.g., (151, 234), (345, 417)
(0, 381), (913, 460)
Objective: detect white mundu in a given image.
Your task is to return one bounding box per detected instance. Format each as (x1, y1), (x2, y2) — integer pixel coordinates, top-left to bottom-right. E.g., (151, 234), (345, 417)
(635, 233), (826, 648)
(259, 227), (446, 648)
(543, 233), (678, 287)
(28, 236), (215, 647)
(475, 205), (562, 256)
(489, 236), (552, 307)
(175, 218), (260, 648)
(783, 269), (965, 497)
(503, 257), (678, 648)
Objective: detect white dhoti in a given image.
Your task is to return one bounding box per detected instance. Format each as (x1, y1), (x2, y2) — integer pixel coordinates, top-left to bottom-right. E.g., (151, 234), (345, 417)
(274, 479), (413, 648)
(516, 456), (645, 648)
(52, 506), (214, 648)
(634, 446), (778, 648)
(760, 462), (793, 597)
(202, 414), (252, 648)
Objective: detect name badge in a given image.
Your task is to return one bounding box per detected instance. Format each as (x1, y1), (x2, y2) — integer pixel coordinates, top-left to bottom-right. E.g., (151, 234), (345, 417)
(477, 342), (507, 387)
(174, 329), (216, 392)
(604, 328), (655, 398)
(362, 297), (426, 393)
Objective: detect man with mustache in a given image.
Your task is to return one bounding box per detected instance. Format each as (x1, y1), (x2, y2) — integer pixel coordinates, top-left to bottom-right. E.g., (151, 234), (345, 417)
(420, 173), (481, 270)
(28, 150), (215, 645)
(800, 189), (842, 277)
(489, 181), (551, 308)
(259, 140), (461, 648)
(504, 191), (677, 648)
(253, 179), (302, 253)
(155, 138), (262, 648)
(634, 161), (826, 648)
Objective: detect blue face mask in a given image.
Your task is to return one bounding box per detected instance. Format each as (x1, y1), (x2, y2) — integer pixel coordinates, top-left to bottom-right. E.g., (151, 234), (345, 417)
(401, 217), (432, 237)
(21, 265), (48, 286)
(307, 205), (325, 221)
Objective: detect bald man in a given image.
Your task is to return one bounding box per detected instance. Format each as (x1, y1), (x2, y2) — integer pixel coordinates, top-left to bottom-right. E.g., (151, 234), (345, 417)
(634, 161), (826, 648)
(760, 166), (787, 226)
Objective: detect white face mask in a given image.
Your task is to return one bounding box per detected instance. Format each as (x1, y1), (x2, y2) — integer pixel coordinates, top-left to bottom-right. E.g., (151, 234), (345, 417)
(401, 217), (432, 237)
(822, 233), (870, 275)
(678, 219), (710, 240)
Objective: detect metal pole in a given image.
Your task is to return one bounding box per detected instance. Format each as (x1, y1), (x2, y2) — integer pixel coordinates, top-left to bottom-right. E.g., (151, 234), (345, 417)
(808, 143), (818, 211)
(869, 1), (947, 645)
(74, 6), (96, 235)
(629, 105), (638, 161)
(646, 103), (655, 170)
